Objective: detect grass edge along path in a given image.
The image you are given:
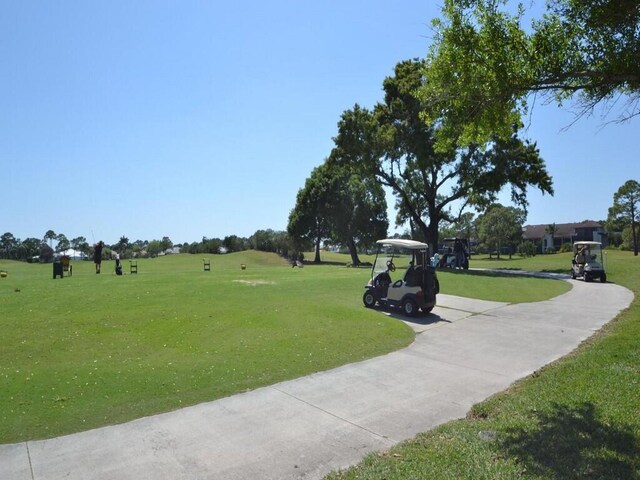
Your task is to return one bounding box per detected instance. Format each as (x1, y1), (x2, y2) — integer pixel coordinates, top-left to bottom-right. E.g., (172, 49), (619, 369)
(325, 251), (640, 480)
(0, 252), (569, 444)
(0, 253), (412, 443)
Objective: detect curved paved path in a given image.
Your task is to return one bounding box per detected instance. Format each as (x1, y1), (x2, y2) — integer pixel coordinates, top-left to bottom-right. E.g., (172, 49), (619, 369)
(1, 277), (633, 480)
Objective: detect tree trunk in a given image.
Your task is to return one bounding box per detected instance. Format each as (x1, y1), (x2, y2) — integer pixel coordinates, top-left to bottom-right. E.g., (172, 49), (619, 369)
(314, 237), (321, 263)
(347, 237), (360, 266)
(427, 220), (439, 258)
(408, 219), (414, 238)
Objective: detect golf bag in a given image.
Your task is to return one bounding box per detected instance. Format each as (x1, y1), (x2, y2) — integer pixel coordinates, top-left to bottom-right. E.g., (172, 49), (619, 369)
(115, 257), (123, 276)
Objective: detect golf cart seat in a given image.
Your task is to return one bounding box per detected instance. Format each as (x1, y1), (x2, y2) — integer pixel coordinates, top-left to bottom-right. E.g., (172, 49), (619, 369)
(373, 271), (391, 298)
(61, 256), (72, 276)
(404, 265), (424, 288)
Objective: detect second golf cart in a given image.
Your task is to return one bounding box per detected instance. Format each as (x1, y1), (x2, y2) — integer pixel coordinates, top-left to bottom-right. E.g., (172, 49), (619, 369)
(571, 241), (607, 282)
(438, 237), (470, 269)
(363, 238), (439, 316)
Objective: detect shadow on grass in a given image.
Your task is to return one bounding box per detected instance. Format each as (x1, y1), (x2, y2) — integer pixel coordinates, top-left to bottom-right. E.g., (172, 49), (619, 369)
(439, 268), (526, 278)
(441, 268), (572, 279)
(501, 402), (639, 479)
(540, 268), (572, 274)
(381, 309), (451, 327)
(302, 260), (351, 267)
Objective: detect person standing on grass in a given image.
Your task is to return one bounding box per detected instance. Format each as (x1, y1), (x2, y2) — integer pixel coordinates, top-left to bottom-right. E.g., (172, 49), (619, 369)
(454, 239), (464, 269)
(93, 241), (104, 274)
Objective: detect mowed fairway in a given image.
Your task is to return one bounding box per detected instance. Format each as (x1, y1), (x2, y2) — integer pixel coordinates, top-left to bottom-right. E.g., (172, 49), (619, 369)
(0, 252), (413, 443)
(0, 251), (570, 444)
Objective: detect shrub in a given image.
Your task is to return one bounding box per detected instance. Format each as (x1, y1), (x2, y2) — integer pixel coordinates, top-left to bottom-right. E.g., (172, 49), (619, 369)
(518, 241), (537, 258)
(559, 242), (573, 253)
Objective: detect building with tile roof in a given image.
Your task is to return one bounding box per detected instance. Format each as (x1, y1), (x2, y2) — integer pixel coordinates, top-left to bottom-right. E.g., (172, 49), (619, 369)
(523, 221), (607, 252)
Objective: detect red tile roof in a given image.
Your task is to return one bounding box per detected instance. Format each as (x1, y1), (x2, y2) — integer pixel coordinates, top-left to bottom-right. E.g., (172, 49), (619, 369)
(523, 221), (603, 240)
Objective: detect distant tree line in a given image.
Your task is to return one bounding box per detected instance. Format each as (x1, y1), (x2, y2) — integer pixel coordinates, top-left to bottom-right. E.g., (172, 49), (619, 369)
(3, 177), (636, 265)
(0, 229), (301, 263)
(181, 230), (297, 259)
(1, 231), (91, 262)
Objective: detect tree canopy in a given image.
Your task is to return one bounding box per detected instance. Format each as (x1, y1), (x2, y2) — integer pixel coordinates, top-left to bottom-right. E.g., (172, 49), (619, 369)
(476, 203), (526, 259)
(288, 160), (388, 264)
(608, 179), (640, 255)
(332, 59), (552, 253)
(287, 163), (334, 263)
(420, 0), (640, 150)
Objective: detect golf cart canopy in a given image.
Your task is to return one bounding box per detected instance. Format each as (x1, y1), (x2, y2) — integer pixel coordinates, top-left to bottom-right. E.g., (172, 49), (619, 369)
(376, 239), (429, 250)
(573, 241), (602, 247)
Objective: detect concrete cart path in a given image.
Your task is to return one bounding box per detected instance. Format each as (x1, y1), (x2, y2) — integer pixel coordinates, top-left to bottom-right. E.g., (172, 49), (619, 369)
(1, 278), (633, 480)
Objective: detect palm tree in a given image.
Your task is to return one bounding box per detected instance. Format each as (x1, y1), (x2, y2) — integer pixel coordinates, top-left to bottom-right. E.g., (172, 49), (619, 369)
(116, 236), (130, 256)
(44, 230), (57, 249)
(544, 223), (558, 252)
(56, 233), (70, 253)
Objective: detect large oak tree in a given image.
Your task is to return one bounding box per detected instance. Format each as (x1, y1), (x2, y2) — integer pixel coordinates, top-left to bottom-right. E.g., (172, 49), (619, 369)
(332, 59), (552, 253)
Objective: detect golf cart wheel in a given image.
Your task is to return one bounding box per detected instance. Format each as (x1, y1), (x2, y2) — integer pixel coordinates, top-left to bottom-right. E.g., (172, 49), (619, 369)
(571, 269), (576, 279)
(584, 272), (591, 282)
(421, 306), (434, 314)
(601, 273), (607, 283)
(363, 291), (376, 308)
(402, 298), (418, 317)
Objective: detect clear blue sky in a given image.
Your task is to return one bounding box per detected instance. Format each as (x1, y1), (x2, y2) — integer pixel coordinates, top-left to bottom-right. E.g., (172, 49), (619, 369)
(2, 1), (636, 246)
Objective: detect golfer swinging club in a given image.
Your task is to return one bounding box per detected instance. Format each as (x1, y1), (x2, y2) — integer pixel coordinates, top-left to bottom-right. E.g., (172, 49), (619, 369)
(93, 241), (104, 274)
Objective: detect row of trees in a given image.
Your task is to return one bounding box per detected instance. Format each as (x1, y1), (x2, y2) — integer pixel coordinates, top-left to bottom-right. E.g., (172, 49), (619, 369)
(1, 231), (92, 262)
(288, 0), (639, 257)
(2, 178), (636, 263)
(181, 230), (296, 258)
(436, 182), (640, 259)
(0, 229), (301, 263)
(0, 231), (177, 262)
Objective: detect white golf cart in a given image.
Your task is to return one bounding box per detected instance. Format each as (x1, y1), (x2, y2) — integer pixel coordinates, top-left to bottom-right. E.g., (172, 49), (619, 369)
(363, 239), (439, 317)
(571, 241), (607, 283)
(438, 237), (470, 270)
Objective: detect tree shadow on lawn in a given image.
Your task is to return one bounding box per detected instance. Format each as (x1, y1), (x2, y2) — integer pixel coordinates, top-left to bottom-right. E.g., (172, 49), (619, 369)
(501, 402), (639, 479)
(444, 268), (571, 278)
(381, 309), (451, 327)
(441, 269), (527, 278)
(540, 268), (572, 274)
(302, 260), (351, 267)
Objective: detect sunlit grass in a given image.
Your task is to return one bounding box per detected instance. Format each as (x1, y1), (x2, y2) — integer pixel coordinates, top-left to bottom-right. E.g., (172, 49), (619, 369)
(0, 251), (570, 443)
(325, 250), (640, 479)
(0, 253), (413, 442)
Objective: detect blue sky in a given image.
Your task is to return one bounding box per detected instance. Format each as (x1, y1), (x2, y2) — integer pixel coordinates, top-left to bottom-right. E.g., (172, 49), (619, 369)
(2, 1), (636, 246)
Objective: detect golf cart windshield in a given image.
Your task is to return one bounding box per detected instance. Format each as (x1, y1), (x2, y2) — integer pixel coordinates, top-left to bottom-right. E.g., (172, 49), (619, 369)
(574, 241), (603, 262)
(372, 248), (413, 275)
(372, 239), (429, 276)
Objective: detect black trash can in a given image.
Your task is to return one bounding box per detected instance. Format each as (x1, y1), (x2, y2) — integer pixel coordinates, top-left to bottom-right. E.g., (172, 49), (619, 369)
(53, 261), (63, 279)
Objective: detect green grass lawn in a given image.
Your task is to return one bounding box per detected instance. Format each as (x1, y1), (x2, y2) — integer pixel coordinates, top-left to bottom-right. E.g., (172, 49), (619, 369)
(0, 251), (569, 444)
(437, 269), (571, 303)
(325, 250), (640, 480)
